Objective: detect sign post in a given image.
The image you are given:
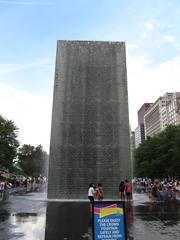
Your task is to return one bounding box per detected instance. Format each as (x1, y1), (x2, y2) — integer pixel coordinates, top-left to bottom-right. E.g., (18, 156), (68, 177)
(92, 201), (127, 240)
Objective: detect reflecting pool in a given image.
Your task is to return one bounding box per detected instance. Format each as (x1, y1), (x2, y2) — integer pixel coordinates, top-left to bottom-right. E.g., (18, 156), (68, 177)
(0, 192), (180, 239)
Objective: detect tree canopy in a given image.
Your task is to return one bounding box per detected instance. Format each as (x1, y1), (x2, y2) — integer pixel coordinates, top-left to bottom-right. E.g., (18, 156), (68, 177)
(134, 124), (180, 178)
(0, 115), (19, 171)
(17, 144), (48, 177)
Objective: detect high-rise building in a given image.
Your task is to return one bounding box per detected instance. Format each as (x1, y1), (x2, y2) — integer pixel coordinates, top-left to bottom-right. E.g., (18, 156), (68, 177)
(130, 131), (135, 176)
(144, 92), (180, 138)
(134, 103), (152, 148)
(134, 125), (144, 148)
(138, 103), (152, 125)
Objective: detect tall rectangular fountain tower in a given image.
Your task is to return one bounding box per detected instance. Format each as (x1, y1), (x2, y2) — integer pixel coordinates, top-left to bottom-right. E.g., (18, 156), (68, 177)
(48, 41), (131, 199)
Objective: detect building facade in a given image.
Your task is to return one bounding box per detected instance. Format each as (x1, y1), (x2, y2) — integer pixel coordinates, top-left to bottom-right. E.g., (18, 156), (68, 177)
(134, 124), (144, 148)
(134, 103), (152, 148)
(144, 92), (180, 138)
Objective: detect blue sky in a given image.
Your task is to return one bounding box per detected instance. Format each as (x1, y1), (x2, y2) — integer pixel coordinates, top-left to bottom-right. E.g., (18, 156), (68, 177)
(0, 0), (180, 151)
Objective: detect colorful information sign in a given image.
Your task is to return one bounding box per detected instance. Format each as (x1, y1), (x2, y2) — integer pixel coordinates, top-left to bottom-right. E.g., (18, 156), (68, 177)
(92, 201), (127, 240)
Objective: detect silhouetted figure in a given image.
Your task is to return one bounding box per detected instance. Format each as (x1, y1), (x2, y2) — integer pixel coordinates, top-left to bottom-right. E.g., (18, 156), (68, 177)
(119, 181), (125, 200)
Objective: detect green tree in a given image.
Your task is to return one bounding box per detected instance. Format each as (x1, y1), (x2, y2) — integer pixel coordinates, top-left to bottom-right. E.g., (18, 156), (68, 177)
(0, 115), (19, 171)
(18, 144), (48, 176)
(134, 124), (180, 178)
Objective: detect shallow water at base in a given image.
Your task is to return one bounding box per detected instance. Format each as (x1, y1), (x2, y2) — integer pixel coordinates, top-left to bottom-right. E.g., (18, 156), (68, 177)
(0, 192), (180, 239)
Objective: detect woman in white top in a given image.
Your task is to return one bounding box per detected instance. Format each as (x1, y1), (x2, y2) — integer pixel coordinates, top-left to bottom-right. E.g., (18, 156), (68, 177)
(88, 183), (95, 202)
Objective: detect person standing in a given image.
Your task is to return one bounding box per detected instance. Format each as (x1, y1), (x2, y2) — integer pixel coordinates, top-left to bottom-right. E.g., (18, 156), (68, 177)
(88, 183), (95, 203)
(96, 183), (104, 201)
(119, 181), (125, 200)
(124, 179), (132, 201)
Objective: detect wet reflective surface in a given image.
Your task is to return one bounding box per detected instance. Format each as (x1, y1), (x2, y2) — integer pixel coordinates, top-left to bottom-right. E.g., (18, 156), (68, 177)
(45, 201), (91, 240)
(127, 197), (180, 239)
(0, 192), (46, 240)
(0, 192), (180, 239)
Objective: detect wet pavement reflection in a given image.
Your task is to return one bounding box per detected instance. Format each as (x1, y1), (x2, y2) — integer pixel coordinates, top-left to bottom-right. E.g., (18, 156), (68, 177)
(0, 191), (180, 239)
(0, 192), (46, 240)
(45, 202), (91, 240)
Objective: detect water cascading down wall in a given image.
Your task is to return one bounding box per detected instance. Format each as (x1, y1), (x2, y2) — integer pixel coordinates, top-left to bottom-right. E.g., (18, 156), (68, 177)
(48, 40), (131, 199)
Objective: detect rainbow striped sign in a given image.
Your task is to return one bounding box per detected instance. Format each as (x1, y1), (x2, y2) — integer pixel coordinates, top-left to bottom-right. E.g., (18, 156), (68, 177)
(92, 201), (127, 240)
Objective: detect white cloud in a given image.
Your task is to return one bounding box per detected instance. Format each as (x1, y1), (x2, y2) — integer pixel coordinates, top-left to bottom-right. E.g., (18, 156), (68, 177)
(163, 34), (175, 43)
(141, 32), (147, 39)
(166, 24), (176, 28)
(162, 35), (180, 51)
(0, 58), (54, 75)
(145, 21), (154, 30)
(174, 43), (180, 51)
(0, 81), (53, 152)
(141, 19), (157, 40)
(126, 43), (139, 49)
(154, 41), (160, 48)
(145, 19), (157, 30)
(126, 52), (180, 130)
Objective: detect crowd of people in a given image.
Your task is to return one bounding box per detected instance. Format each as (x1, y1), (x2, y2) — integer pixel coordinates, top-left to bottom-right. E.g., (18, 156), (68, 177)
(87, 177), (180, 202)
(133, 177), (180, 201)
(0, 173), (47, 201)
